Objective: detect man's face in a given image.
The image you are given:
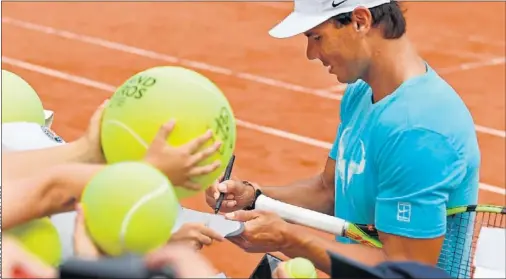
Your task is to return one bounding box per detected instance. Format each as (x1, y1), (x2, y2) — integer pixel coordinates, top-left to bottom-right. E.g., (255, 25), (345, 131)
(304, 8), (372, 84)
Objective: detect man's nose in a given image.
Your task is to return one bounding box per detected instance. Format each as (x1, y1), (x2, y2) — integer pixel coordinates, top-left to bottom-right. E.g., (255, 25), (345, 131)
(306, 42), (319, 61)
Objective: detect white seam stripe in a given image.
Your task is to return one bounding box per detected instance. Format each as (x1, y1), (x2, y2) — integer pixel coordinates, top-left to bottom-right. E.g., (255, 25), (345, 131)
(119, 181), (170, 251)
(105, 120), (149, 149)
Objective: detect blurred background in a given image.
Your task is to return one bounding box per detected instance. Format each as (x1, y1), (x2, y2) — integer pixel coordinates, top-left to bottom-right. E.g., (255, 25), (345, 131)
(2, 2), (505, 277)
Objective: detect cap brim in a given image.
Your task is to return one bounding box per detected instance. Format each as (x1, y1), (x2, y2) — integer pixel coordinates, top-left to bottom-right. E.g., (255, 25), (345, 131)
(268, 11), (333, 39)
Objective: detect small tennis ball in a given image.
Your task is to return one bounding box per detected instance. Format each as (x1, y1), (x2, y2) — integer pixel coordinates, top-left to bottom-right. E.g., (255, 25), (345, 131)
(285, 257), (318, 278)
(101, 66), (236, 200)
(6, 218), (62, 266)
(2, 70), (45, 125)
(81, 161), (180, 256)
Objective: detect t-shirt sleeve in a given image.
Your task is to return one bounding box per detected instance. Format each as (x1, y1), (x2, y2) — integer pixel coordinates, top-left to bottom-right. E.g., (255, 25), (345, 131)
(374, 128), (467, 238)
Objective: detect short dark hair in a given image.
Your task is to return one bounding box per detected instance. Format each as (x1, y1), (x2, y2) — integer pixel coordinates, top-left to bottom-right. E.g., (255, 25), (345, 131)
(330, 1), (406, 39)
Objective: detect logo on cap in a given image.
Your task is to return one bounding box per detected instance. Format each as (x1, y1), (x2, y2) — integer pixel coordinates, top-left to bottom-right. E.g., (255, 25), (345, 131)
(41, 125), (64, 143)
(332, 0), (347, 8)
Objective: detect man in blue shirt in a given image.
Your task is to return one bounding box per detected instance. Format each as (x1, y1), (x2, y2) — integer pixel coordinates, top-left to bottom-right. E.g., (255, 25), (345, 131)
(205, 0), (480, 277)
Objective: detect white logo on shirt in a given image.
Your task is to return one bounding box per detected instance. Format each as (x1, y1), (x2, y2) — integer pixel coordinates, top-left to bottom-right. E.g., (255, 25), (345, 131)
(336, 127), (366, 196)
(397, 202), (411, 222)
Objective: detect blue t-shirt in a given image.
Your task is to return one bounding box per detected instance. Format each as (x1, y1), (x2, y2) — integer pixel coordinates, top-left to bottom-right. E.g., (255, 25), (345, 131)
(329, 64), (480, 278)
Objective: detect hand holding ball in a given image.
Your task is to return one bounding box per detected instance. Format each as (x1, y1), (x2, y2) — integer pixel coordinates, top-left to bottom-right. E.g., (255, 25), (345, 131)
(81, 162), (179, 256)
(101, 66), (236, 199)
(5, 218), (62, 267)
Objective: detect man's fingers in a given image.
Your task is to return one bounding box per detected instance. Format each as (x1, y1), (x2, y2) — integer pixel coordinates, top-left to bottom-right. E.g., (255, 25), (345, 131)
(154, 120), (176, 143)
(217, 180), (242, 195)
(199, 226), (225, 242)
(225, 210), (258, 222)
(224, 200), (237, 208)
(188, 142), (221, 166)
(196, 234), (213, 246)
(184, 130), (213, 153)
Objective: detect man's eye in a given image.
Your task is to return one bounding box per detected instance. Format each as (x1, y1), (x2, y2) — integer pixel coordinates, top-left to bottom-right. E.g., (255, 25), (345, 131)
(313, 36), (321, 41)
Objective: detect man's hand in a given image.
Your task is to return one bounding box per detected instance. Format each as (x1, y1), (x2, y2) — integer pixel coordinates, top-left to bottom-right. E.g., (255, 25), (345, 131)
(205, 179), (258, 213)
(225, 210), (290, 253)
(169, 223), (224, 250)
(2, 236), (56, 278)
(144, 120), (222, 190)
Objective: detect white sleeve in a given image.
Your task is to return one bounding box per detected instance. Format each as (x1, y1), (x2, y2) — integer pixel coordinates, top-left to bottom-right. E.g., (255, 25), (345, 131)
(2, 122), (74, 259)
(2, 122), (66, 152)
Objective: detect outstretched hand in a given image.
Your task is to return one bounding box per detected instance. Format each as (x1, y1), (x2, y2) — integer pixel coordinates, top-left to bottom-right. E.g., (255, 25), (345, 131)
(144, 120), (222, 190)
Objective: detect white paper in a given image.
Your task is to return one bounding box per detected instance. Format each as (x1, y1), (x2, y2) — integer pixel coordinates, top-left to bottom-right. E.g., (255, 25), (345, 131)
(172, 206), (244, 238)
(474, 227), (506, 277)
(474, 267), (505, 278)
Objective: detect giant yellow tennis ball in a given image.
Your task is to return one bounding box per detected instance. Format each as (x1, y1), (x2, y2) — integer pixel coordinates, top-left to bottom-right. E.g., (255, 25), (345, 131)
(81, 161), (179, 256)
(284, 257), (318, 278)
(101, 66), (236, 200)
(2, 70), (45, 125)
(6, 218), (62, 266)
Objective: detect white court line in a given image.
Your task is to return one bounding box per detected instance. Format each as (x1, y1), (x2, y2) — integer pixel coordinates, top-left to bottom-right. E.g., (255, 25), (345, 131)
(2, 56), (505, 196)
(1, 17), (342, 101)
(2, 17), (505, 139)
(438, 57), (506, 75)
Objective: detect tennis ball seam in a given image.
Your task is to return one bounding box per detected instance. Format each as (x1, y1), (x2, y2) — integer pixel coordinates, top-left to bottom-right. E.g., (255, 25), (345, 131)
(105, 119), (148, 148)
(119, 181), (171, 251)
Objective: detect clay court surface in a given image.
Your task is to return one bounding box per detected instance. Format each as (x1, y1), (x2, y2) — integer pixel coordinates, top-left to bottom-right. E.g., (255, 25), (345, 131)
(2, 2), (505, 277)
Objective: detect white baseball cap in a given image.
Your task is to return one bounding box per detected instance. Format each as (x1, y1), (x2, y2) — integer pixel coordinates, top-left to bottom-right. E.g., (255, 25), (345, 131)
(269, 0), (392, 38)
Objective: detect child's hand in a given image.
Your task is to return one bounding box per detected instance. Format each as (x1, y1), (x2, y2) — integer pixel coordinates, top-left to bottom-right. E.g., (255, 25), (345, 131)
(169, 223), (224, 250)
(144, 120), (222, 190)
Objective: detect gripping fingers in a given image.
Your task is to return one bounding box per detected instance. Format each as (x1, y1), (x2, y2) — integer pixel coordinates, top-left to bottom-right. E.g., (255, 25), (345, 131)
(155, 120), (176, 142)
(224, 200), (238, 208)
(188, 160), (221, 176)
(185, 130), (213, 153)
(200, 226), (225, 242)
(188, 141), (222, 166)
(197, 234), (213, 246)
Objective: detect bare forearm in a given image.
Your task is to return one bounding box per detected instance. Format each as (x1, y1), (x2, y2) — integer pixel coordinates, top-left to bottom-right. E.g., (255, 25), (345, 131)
(2, 163), (105, 229)
(2, 139), (101, 181)
(281, 227), (386, 274)
(43, 163), (106, 213)
(261, 175), (334, 215)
